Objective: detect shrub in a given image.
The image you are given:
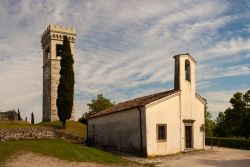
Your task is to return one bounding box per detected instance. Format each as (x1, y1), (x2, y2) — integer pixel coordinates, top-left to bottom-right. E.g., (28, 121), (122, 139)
(206, 137), (250, 150)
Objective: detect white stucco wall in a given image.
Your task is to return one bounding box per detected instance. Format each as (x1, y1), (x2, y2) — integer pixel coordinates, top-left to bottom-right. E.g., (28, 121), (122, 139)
(145, 93), (181, 156)
(192, 97), (205, 149)
(177, 55), (205, 151)
(88, 107), (147, 154)
(145, 54), (205, 157)
(87, 54), (205, 157)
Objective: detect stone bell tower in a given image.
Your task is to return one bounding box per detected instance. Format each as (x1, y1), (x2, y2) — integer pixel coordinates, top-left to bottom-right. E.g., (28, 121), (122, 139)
(41, 24), (76, 122)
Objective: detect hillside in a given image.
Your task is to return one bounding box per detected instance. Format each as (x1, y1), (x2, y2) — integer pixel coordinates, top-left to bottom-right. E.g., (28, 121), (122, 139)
(0, 121), (143, 166)
(0, 139), (132, 166)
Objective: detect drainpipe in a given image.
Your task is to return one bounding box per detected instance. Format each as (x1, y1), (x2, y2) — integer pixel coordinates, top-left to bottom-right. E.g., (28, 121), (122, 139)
(138, 107), (143, 156)
(179, 94), (182, 152)
(203, 127), (205, 149)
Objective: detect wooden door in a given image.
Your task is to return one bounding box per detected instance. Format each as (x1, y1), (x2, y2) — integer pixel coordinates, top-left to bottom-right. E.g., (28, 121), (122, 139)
(185, 126), (192, 148)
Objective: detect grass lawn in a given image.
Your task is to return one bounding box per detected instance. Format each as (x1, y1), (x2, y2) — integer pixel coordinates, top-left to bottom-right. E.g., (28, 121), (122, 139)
(0, 120), (86, 138)
(0, 120), (31, 128)
(0, 139), (130, 165)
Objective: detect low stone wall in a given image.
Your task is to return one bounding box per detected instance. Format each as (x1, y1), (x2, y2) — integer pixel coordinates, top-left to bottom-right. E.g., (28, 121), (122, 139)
(0, 127), (83, 141)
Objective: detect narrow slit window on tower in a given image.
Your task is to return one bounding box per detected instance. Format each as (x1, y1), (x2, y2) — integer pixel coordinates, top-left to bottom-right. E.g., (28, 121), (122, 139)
(56, 44), (63, 56)
(46, 48), (50, 60)
(185, 59), (191, 81)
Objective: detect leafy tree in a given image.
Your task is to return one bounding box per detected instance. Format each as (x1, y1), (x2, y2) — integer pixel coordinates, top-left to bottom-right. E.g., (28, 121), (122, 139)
(31, 112), (34, 124)
(87, 94), (115, 114)
(78, 116), (88, 124)
(243, 90), (250, 139)
(214, 90), (250, 139)
(214, 111), (229, 137)
(79, 94), (115, 124)
(205, 110), (215, 137)
(203, 99), (215, 137)
(228, 92), (247, 137)
(17, 108), (22, 120)
(57, 36), (74, 129)
(243, 90), (250, 108)
(230, 92), (246, 109)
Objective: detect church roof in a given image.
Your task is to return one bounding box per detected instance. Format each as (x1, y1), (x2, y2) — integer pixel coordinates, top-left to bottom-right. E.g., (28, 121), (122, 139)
(88, 89), (180, 119)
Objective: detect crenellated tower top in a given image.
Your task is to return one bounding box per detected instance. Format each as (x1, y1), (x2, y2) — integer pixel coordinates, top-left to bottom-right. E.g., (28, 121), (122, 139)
(41, 24), (76, 48)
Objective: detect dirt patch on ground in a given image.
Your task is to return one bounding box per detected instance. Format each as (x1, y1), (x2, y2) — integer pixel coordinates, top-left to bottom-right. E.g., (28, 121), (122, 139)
(123, 146), (250, 167)
(3, 153), (139, 167)
(3, 153), (106, 167)
(3, 147), (250, 167)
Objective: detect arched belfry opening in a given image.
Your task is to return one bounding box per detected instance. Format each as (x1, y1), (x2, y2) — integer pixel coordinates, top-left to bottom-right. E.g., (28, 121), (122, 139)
(185, 59), (191, 81)
(174, 54), (196, 92)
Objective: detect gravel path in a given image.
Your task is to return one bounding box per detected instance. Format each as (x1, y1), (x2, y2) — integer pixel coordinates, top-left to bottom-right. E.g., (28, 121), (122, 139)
(123, 146), (250, 167)
(3, 153), (140, 167)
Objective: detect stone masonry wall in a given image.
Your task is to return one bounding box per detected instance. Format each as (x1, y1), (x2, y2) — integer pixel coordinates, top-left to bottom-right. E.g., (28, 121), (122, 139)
(0, 110), (18, 121)
(42, 24), (76, 122)
(0, 127), (83, 141)
(51, 59), (60, 121)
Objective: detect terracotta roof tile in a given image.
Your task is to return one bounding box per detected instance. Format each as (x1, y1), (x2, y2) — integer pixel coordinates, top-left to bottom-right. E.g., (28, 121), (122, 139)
(88, 89), (180, 119)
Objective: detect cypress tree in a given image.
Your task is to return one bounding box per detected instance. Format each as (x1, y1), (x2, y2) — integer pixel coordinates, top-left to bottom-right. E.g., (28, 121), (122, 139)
(57, 35), (74, 129)
(25, 117), (27, 122)
(31, 112), (34, 124)
(17, 108), (21, 120)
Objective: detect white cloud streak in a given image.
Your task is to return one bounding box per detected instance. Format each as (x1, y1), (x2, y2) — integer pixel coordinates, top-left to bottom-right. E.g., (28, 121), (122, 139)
(0, 0), (249, 122)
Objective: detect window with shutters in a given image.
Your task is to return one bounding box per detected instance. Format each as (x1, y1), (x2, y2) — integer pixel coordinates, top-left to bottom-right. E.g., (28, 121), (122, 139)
(157, 124), (167, 141)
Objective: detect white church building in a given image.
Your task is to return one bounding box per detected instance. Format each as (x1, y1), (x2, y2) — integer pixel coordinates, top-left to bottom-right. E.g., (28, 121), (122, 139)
(87, 54), (206, 157)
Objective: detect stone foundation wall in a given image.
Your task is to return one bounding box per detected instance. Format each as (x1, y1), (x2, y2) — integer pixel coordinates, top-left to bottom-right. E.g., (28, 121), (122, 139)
(0, 127), (83, 141)
(0, 110), (18, 121)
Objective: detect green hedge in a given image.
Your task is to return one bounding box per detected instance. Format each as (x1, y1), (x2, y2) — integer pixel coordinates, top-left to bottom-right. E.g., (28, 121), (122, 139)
(206, 137), (250, 150)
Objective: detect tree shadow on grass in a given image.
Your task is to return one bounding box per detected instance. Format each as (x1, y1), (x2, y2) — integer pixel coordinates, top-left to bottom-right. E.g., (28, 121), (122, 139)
(199, 158), (250, 167)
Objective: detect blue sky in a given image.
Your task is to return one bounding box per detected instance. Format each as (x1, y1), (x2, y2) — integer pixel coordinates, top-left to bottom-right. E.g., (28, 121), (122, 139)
(0, 0), (249, 122)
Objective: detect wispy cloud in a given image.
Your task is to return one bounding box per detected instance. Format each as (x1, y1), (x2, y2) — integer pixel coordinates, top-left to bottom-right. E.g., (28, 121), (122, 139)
(0, 0), (249, 122)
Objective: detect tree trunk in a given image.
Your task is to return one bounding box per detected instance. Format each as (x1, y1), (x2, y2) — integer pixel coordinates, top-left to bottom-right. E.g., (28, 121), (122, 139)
(62, 121), (66, 129)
